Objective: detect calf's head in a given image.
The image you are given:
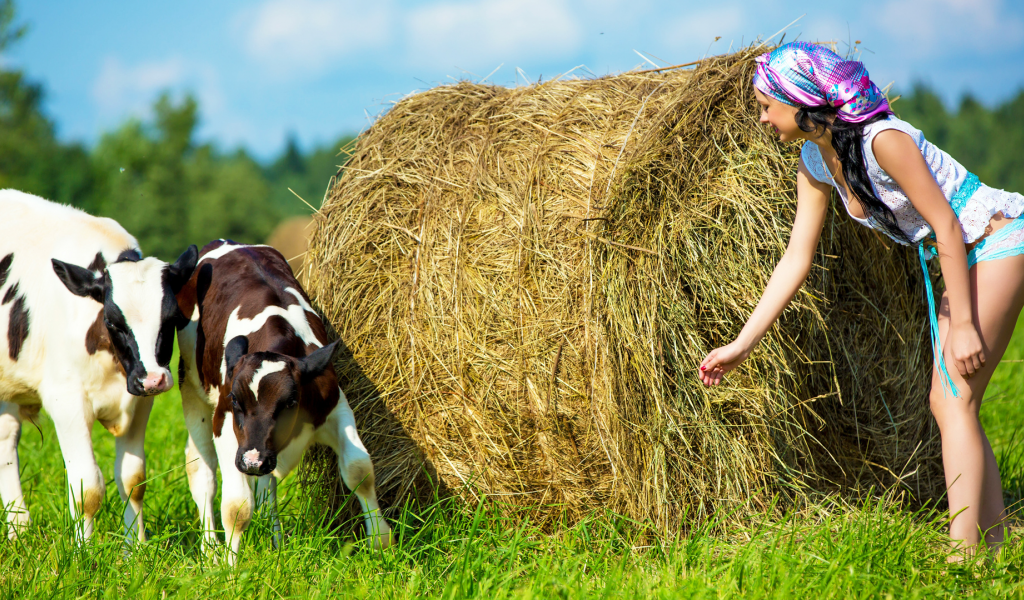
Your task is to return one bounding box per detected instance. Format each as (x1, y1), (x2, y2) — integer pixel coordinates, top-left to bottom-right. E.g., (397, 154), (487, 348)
(52, 245), (198, 396)
(222, 336), (339, 476)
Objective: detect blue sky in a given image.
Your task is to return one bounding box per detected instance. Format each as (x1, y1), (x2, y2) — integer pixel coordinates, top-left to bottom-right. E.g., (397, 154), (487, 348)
(6, 0), (1024, 160)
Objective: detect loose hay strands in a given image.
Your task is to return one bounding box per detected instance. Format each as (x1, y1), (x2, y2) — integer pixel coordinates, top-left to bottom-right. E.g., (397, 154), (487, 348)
(303, 47), (940, 531)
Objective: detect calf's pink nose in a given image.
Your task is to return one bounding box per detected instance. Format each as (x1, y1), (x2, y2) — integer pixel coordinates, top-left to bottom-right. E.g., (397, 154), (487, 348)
(242, 449), (262, 468)
(142, 371), (171, 393)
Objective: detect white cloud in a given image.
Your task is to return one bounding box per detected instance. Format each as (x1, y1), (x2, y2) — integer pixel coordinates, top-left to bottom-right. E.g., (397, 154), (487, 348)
(237, 0), (392, 75)
(234, 0), (583, 76)
(92, 56), (188, 115)
(660, 6), (746, 57)
(405, 0), (582, 68)
(878, 0), (1024, 55)
(91, 56), (226, 126)
(801, 16), (853, 44)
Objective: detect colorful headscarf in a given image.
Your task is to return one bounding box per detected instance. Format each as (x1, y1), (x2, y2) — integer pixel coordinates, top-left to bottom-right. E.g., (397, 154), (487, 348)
(753, 41), (891, 123)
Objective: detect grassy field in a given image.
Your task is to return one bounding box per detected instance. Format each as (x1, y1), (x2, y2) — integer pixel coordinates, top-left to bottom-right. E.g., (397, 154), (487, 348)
(3, 325), (1024, 599)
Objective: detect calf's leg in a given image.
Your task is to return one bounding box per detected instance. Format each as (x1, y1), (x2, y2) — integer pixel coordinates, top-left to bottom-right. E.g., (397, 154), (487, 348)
(114, 396), (152, 544)
(0, 402), (28, 539)
(253, 474), (282, 549)
(178, 320), (221, 553)
(44, 388), (104, 542)
(257, 423), (318, 550)
(214, 413), (253, 565)
(314, 389), (392, 549)
(182, 388), (219, 554)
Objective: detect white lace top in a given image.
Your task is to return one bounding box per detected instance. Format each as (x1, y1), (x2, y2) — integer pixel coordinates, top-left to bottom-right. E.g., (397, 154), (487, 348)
(801, 116), (1024, 245)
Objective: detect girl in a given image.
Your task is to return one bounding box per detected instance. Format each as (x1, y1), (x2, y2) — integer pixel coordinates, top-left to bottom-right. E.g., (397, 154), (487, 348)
(698, 42), (1024, 557)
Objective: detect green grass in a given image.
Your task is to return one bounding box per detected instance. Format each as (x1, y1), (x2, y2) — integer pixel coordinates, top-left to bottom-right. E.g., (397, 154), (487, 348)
(3, 323), (1024, 598)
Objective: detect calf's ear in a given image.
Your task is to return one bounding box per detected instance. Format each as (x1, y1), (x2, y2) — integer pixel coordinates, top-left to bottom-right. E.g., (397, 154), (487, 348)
(224, 335), (249, 379)
(299, 341), (340, 384)
(167, 245), (199, 294)
(52, 259), (105, 303)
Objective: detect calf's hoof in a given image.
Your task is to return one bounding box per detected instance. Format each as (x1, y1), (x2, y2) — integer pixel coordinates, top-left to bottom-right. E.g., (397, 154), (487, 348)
(370, 527), (394, 550)
(6, 520), (28, 541)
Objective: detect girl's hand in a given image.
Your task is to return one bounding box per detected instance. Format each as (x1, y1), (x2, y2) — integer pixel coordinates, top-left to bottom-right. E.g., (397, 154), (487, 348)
(698, 341), (751, 386)
(947, 322), (986, 379)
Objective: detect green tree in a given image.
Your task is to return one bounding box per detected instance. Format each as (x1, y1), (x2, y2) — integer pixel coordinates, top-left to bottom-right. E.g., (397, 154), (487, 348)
(0, 0), (25, 49)
(894, 83), (951, 148)
(0, 0), (94, 208)
(945, 94), (995, 184)
(93, 93), (278, 260)
(896, 83), (1024, 194)
(990, 92), (1024, 195)
(186, 146), (275, 247)
(92, 95), (194, 259)
(264, 133), (355, 217)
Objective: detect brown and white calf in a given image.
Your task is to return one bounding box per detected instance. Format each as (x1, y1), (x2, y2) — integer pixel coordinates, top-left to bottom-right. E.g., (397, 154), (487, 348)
(0, 189), (197, 541)
(175, 240), (391, 561)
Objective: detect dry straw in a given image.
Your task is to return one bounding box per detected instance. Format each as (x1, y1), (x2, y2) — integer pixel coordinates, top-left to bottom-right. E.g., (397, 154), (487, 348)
(302, 47), (941, 531)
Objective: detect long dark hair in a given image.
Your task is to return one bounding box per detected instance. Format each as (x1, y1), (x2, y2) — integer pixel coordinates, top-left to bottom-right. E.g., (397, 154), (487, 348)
(795, 107), (908, 243)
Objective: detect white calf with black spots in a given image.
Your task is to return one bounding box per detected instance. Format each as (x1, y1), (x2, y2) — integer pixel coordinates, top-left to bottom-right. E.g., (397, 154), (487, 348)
(0, 189), (196, 542)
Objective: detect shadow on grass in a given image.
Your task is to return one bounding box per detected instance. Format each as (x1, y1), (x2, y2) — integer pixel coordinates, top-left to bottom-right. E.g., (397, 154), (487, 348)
(296, 330), (454, 544)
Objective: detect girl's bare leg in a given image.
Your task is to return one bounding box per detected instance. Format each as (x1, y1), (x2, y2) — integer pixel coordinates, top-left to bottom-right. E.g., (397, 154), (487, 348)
(932, 252), (1024, 558)
(980, 432), (1005, 548)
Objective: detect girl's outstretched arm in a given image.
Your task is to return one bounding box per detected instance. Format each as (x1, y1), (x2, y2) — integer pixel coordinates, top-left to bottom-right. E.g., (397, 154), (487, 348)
(872, 129), (985, 377)
(698, 160), (830, 386)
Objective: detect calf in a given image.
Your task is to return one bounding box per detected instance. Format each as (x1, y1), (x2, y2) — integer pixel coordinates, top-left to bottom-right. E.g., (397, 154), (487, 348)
(0, 189), (197, 541)
(176, 240), (391, 561)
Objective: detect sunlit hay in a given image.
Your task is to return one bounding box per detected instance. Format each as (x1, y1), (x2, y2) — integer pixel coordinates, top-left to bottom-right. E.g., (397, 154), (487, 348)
(301, 47), (941, 531)
(267, 215), (314, 286)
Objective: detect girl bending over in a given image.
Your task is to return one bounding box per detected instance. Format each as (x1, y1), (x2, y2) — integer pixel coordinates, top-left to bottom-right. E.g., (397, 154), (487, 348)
(699, 42), (1024, 558)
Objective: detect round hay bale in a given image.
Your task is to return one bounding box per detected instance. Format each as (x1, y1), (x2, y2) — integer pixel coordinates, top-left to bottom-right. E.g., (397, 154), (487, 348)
(305, 47), (941, 530)
(267, 215), (314, 285)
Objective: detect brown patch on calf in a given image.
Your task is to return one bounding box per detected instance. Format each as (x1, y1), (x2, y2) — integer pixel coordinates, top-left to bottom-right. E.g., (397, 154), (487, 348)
(0, 253), (12, 289)
(175, 265), (199, 325)
(304, 368), (340, 428)
(87, 251), (106, 272)
(7, 295), (29, 361)
(2, 281), (18, 305)
(85, 309), (106, 355)
(342, 456), (375, 493)
(222, 497), (252, 534)
(125, 471), (147, 502)
(185, 439), (203, 481)
(84, 309), (126, 377)
(177, 357), (188, 390)
(81, 486), (104, 518)
(99, 418), (128, 437)
(212, 383), (230, 437)
(18, 404), (40, 422)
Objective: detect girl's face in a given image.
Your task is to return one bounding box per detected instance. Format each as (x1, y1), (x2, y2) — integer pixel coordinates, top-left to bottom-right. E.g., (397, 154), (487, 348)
(754, 87), (804, 142)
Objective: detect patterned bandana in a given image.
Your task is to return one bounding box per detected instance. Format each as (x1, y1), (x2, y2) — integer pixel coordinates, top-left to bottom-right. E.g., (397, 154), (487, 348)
(753, 41), (891, 123)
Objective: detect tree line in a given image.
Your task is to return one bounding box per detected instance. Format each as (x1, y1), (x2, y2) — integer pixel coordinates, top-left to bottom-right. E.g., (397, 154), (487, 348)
(0, 2), (351, 261)
(1, 0), (1022, 260)
(3, 77), (353, 260)
(894, 85), (1024, 198)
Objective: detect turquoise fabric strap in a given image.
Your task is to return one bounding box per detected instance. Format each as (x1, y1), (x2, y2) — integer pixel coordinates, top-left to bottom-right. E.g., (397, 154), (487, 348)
(918, 172), (981, 398)
(919, 243), (959, 397)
